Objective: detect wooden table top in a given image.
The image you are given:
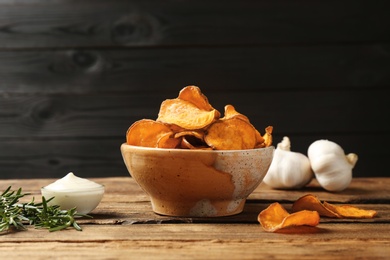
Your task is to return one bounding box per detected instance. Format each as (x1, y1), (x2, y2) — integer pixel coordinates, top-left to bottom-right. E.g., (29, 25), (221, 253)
(1, 177), (389, 259)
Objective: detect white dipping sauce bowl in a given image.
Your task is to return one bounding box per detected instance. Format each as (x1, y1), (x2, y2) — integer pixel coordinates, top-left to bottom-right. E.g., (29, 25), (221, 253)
(41, 172), (105, 214)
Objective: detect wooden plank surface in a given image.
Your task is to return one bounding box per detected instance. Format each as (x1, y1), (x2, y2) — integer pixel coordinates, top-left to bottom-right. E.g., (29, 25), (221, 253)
(0, 88), (389, 179)
(1, 136), (389, 179)
(1, 46), (389, 93)
(1, 0), (389, 48)
(0, 177), (389, 259)
(0, 134), (388, 179)
(1, 224), (389, 260)
(1, 177), (389, 224)
(1, 1), (389, 180)
(3, 177), (389, 202)
(1, 90), (388, 137)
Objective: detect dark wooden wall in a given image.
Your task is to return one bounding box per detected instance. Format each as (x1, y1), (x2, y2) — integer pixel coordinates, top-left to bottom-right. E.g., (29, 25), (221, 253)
(0, 0), (389, 179)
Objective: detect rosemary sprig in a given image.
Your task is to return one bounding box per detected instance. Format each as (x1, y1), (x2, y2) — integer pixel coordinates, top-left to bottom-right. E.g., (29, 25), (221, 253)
(1, 186), (91, 233)
(0, 186), (28, 232)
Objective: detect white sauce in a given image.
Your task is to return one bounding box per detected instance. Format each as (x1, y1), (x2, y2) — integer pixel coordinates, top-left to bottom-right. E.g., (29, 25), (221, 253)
(44, 172), (103, 192)
(41, 172), (104, 214)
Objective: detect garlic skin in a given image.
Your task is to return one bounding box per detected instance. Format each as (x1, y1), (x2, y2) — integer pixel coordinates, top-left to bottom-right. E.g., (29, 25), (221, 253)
(308, 140), (358, 192)
(263, 136), (314, 189)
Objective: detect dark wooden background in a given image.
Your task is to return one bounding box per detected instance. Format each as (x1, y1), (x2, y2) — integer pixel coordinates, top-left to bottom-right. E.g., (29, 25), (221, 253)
(0, 0), (389, 179)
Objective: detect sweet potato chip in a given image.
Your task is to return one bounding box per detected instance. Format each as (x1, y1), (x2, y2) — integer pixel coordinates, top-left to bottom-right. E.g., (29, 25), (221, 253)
(175, 130), (207, 149)
(126, 119), (173, 148)
(204, 118), (257, 150)
(222, 104), (249, 122)
(254, 129), (265, 147)
(292, 194), (340, 218)
(263, 126), (273, 147)
(178, 86), (220, 119)
(254, 127), (273, 148)
(174, 130), (205, 140)
(157, 98), (217, 130)
(126, 85), (273, 150)
(258, 202), (320, 232)
(292, 194), (377, 219)
(222, 105), (269, 148)
(168, 124), (186, 133)
(180, 136), (211, 150)
(180, 137), (196, 149)
(323, 201), (377, 219)
(157, 132), (181, 148)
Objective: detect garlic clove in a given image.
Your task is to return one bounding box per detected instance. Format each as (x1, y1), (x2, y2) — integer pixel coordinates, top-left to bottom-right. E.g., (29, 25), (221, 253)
(308, 139), (358, 192)
(263, 137), (314, 189)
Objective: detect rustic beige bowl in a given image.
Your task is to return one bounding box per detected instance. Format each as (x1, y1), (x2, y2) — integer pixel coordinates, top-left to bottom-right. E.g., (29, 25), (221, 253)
(120, 143), (274, 217)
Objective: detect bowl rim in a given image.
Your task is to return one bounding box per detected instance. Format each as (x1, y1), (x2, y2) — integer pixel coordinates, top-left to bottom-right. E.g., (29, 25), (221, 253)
(41, 185), (105, 193)
(121, 143), (274, 154)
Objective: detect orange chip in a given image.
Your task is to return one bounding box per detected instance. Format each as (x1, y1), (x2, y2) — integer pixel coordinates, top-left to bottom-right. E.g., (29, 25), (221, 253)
(323, 202), (377, 219)
(292, 194), (377, 219)
(204, 118), (257, 150)
(180, 136), (211, 150)
(157, 132), (181, 148)
(258, 202), (320, 232)
(126, 119), (174, 148)
(174, 130), (205, 140)
(222, 104), (249, 122)
(126, 86), (273, 150)
(175, 130), (207, 149)
(157, 98), (217, 130)
(263, 126), (273, 147)
(178, 85), (221, 119)
(180, 137), (196, 149)
(254, 129), (265, 148)
(222, 105), (269, 148)
(292, 194), (340, 218)
(168, 124), (186, 133)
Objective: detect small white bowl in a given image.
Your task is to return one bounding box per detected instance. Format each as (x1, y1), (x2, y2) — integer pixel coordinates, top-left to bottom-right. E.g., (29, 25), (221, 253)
(41, 173), (104, 214)
(41, 186), (104, 214)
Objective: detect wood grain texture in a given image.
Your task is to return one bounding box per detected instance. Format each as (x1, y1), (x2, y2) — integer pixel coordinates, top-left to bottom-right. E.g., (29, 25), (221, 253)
(0, 137), (387, 179)
(0, 1), (389, 178)
(0, 0), (389, 48)
(0, 237), (389, 260)
(1, 224), (389, 260)
(0, 177), (389, 260)
(0, 136), (388, 179)
(0, 90), (388, 137)
(0, 89), (388, 178)
(2, 177), (389, 224)
(1, 45), (389, 93)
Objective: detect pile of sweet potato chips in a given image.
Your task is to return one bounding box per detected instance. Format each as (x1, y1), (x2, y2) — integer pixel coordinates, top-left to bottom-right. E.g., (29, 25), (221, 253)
(258, 194), (377, 232)
(126, 85), (273, 150)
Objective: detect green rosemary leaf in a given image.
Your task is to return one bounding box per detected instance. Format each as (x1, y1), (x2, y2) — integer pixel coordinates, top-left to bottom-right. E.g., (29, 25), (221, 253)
(0, 186), (91, 234)
(72, 220), (83, 231)
(1, 186), (12, 196)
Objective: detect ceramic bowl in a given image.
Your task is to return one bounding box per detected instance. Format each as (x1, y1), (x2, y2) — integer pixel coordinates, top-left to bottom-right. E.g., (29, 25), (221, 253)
(120, 143), (274, 217)
(41, 185), (105, 215)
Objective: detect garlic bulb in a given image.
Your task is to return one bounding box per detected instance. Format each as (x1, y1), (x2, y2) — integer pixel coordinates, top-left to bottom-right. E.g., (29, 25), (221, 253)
(308, 139), (358, 192)
(263, 136), (314, 189)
